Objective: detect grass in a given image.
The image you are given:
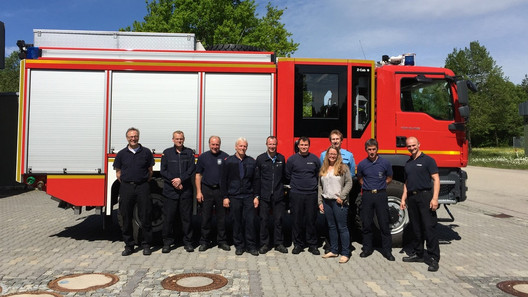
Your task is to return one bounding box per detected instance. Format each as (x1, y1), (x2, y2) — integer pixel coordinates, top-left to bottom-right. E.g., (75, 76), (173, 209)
(469, 147), (528, 169)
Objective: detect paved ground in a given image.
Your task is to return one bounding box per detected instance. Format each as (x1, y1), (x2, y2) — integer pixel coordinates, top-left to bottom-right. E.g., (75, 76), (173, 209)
(1, 166), (527, 296)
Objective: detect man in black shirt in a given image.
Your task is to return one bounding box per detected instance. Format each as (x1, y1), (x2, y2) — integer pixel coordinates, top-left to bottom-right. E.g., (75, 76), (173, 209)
(222, 137), (259, 256)
(113, 127), (154, 256)
(400, 136), (441, 272)
(196, 136), (230, 251)
(160, 131), (196, 253)
(285, 137), (321, 255)
(255, 136), (288, 254)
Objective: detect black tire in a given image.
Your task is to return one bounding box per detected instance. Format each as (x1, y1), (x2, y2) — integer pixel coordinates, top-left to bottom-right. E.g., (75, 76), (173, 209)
(206, 44), (263, 51)
(132, 192), (165, 244)
(384, 181), (408, 247)
(355, 180), (409, 247)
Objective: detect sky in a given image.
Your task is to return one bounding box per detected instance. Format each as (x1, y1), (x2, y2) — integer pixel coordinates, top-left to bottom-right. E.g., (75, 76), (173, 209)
(2, 0), (527, 84)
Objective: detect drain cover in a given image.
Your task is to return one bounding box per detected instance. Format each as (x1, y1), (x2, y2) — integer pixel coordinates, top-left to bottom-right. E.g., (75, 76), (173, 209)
(497, 280), (528, 297)
(161, 273), (228, 292)
(48, 273), (119, 292)
(1, 292), (63, 297)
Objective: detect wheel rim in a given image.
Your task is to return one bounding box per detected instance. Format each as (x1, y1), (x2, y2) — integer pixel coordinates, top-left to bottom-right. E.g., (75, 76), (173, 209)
(387, 196), (408, 235)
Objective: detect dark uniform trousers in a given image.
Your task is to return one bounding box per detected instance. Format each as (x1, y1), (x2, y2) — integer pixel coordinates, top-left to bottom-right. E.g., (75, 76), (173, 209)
(259, 198), (286, 247)
(360, 191), (392, 253)
(200, 184), (228, 245)
(119, 182), (152, 247)
(230, 197), (257, 250)
(407, 190), (440, 262)
(162, 189), (193, 247)
(290, 192), (318, 248)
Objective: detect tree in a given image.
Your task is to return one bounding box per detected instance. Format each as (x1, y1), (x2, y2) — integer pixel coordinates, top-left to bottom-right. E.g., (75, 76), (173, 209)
(445, 41), (526, 147)
(124, 0), (299, 56)
(0, 52), (20, 92)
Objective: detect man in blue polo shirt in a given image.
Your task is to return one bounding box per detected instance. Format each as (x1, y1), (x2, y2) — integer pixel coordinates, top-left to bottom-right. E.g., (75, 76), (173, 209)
(113, 127), (155, 256)
(400, 136), (441, 272)
(357, 138), (394, 261)
(195, 136), (230, 252)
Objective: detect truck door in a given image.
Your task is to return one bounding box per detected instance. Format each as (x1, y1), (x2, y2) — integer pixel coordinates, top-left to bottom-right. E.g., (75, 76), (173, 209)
(395, 73), (462, 167)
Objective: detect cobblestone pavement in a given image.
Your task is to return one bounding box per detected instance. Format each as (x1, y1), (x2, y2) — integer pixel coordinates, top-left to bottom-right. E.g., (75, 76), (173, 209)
(1, 187), (527, 297)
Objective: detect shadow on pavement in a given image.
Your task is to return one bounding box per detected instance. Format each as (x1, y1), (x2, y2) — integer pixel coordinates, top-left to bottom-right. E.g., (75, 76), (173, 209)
(50, 212), (122, 242)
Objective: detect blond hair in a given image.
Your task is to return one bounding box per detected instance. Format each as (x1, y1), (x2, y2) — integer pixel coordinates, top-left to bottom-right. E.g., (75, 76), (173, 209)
(320, 147), (346, 176)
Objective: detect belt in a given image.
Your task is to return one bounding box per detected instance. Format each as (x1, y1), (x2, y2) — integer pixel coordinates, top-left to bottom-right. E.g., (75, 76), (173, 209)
(363, 189), (385, 194)
(123, 180), (147, 185)
(204, 184), (220, 189)
(409, 189), (431, 195)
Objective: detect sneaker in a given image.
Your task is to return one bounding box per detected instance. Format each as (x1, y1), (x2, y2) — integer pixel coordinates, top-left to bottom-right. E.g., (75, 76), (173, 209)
(274, 245), (288, 254)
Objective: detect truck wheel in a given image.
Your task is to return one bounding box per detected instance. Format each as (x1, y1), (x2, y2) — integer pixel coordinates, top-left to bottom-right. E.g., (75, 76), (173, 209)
(358, 180), (409, 247)
(132, 193), (165, 244)
(384, 181), (408, 247)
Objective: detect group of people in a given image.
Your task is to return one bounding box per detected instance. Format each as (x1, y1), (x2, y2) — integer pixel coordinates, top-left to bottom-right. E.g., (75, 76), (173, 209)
(113, 128), (441, 272)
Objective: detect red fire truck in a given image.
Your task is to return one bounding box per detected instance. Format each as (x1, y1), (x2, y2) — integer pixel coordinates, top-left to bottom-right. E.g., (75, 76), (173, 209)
(16, 30), (472, 245)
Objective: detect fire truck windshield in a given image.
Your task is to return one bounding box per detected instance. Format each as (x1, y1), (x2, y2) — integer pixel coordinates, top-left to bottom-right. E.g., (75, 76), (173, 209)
(400, 78), (454, 121)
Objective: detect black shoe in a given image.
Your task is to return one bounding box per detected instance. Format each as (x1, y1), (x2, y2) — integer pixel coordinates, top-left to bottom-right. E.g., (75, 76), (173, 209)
(235, 248), (244, 256)
(292, 245), (303, 254)
(428, 260), (439, 272)
(383, 252), (395, 261)
(199, 244), (209, 252)
(360, 250), (373, 258)
(402, 254), (424, 262)
(275, 245), (288, 254)
(259, 245), (270, 254)
(122, 246), (134, 256)
(248, 249), (259, 256)
(143, 246), (152, 256)
(308, 246), (320, 255)
(184, 245), (194, 253)
(218, 243), (231, 251)
(162, 245), (171, 254)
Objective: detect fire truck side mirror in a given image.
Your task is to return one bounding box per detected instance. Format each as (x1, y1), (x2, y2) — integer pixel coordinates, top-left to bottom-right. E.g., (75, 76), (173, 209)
(457, 80), (469, 106)
(458, 106), (470, 119)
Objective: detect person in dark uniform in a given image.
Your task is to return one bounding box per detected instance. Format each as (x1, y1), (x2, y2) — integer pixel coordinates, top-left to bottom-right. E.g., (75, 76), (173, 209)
(357, 138), (395, 261)
(160, 130), (196, 253)
(222, 137), (259, 256)
(400, 136), (441, 272)
(286, 136), (321, 255)
(255, 136), (288, 254)
(113, 127), (155, 256)
(196, 136), (230, 252)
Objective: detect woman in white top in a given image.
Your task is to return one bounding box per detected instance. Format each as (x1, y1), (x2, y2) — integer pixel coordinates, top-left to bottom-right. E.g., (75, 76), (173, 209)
(318, 147), (353, 263)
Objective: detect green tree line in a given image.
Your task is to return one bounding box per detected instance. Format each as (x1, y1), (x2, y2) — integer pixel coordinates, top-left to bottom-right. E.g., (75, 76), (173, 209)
(445, 41), (528, 147)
